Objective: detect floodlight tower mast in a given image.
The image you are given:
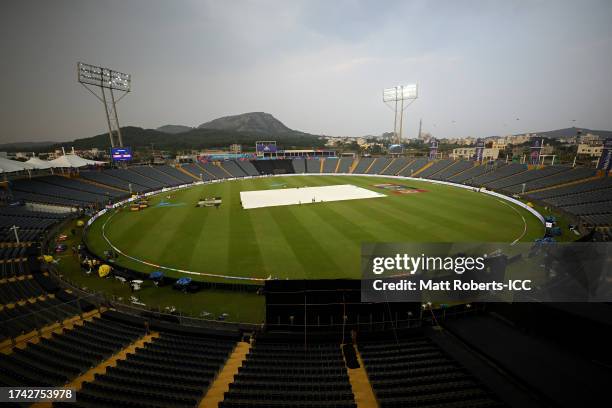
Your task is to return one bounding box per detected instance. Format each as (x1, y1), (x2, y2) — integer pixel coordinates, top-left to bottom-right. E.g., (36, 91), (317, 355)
(383, 84), (418, 145)
(77, 62), (131, 148)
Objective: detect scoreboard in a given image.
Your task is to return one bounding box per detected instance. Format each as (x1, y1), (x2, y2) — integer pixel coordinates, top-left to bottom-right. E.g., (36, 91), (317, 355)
(111, 147), (132, 161)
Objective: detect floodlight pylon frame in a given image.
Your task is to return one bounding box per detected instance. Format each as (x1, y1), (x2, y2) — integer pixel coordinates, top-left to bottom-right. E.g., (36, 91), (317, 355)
(77, 62), (131, 149)
(383, 84), (418, 145)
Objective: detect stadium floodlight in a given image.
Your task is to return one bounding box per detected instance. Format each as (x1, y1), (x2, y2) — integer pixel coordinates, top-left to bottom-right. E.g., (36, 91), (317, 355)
(383, 84), (418, 102)
(383, 84), (418, 145)
(77, 62), (131, 149)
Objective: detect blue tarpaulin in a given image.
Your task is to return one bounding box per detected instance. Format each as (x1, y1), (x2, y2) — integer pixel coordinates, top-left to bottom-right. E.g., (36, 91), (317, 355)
(175, 277), (192, 286)
(149, 271), (164, 280)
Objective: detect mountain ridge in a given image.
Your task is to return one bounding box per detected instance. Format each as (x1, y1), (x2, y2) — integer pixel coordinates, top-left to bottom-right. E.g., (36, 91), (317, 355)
(197, 112), (297, 135)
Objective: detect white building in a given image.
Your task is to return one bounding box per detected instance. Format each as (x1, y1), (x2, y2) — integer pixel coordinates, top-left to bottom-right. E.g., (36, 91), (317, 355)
(452, 147), (500, 160)
(577, 143), (603, 157)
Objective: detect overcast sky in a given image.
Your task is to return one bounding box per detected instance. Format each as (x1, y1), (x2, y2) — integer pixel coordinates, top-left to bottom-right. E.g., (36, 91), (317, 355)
(1, 0), (611, 144)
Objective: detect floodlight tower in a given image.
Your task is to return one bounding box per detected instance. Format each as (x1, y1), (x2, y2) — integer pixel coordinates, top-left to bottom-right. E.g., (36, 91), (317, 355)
(77, 62), (131, 148)
(383, 84), (418, 145)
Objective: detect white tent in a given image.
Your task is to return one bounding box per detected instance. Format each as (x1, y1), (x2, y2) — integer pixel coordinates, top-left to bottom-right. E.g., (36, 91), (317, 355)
(49, 154), (93, 168)
(25, 156), (53, 169)
(82, 157), (106, 166)
(0, 157), (32, 173)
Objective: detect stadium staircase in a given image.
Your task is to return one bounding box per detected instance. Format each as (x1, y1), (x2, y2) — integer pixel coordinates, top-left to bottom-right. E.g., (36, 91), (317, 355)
(31, 330), (159, 408)
(349, 158), (360, 174)
(75, 175), (128, 193)
(1, 306), (104, 354)
(199, 340), (252, 408)
(364, 158), (377, 174)
(320, 159), (325, 173)
(218, 163), (235, 178)
(344, 344), (379, 408)
(379, 158), (395, 175)
(0, 275), (44, 306)
(177, 165), (200, 180)
(412, 160), (433, 176)
(334, 158), (342, 173)
(395, 158), (415, 176)
(196, 162), (219, 179)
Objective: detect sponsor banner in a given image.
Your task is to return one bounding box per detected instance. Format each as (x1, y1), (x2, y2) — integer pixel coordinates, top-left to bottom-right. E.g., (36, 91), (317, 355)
(429, 139), (438, 160)
(474, 140), (485, 162)
(256, 143), (277, 153)
(597, 138), (612, 171)
(362, 242), (612, 303)
(530, 139), (542, 165)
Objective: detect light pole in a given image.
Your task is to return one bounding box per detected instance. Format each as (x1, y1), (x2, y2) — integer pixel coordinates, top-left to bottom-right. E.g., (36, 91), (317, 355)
(383, 84), (418, 145)
(10, 225), (20, 244)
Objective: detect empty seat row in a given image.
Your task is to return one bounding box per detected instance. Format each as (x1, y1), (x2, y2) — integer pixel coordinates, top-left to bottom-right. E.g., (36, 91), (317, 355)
(359, 335), (502, 408)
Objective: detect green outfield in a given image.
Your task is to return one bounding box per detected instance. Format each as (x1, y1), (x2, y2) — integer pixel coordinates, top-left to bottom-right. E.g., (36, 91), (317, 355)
(85, 175), (545, 283)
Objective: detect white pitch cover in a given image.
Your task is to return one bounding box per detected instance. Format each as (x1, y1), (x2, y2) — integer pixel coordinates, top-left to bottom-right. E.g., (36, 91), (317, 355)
(240, 184), (385, 209)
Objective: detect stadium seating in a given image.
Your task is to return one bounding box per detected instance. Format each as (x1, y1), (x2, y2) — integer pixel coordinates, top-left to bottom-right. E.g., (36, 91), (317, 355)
(381, 158), (409, 175)
(0, 251), (30, 274)
(130, 166), (183, 187)
(221, 334), (356, 408)
(429, 160), (474, 181)
(416, 159), (454, 178)
(235, 160), (260, 176)
(359, 333), (503, 408)
(0, 290), (85, 339)
(0, 207), (66, 249)
(40, 175), (126, 200)
(468, 163), (527, 187)
(0, 313), (144, 387)
(514, 167), (596, 193)
(397, 158), (428, 177)
(202, 162), (229, 179)
(306, 158), (321, 173)
(156, 165), (197, 184)
(448, 161), (502, 184)
(181, 163), (211, 180)
(322, 157), (338, 173)
(367, 157), (393, 174)
(11, 178), (110, 206)
(336, 157), (353, 173)
(221, 160), (249, 178)
(63, 321), (238, 408)
(528, 176), (612, 201)
(485, 165), (569, 192)
(292, 158), (306, 173)
(0, 276), (45, 304)
(106, 168), (166, 190)
(80, 170), (147, 193)
(352, 157), (375, 174)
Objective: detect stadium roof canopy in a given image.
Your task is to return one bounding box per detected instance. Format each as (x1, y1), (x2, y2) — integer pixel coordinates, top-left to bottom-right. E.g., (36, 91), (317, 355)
(49, 154), (104, 168)
(0, 157), (34, 173)
(25, 156), (53, 169)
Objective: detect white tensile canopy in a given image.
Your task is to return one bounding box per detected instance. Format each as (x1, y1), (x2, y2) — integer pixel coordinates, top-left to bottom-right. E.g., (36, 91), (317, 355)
(49, 154), (104, 168)
(0, 157), (34, 173)
(25, 156), (53, 169)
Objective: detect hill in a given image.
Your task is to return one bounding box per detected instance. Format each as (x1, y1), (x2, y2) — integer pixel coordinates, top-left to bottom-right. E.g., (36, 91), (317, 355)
(198, 112), (297, 135)
(63, 126), (325, 151)
(156, 124), (193, 134)
(531, 127), (612, 139)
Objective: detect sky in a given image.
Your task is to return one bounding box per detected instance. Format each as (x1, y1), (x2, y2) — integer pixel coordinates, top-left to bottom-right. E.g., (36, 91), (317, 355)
(1, 0), (611, 144)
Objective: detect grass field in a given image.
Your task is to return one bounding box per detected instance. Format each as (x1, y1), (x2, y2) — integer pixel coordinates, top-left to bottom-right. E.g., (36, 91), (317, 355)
(85, 175), (545, 282)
